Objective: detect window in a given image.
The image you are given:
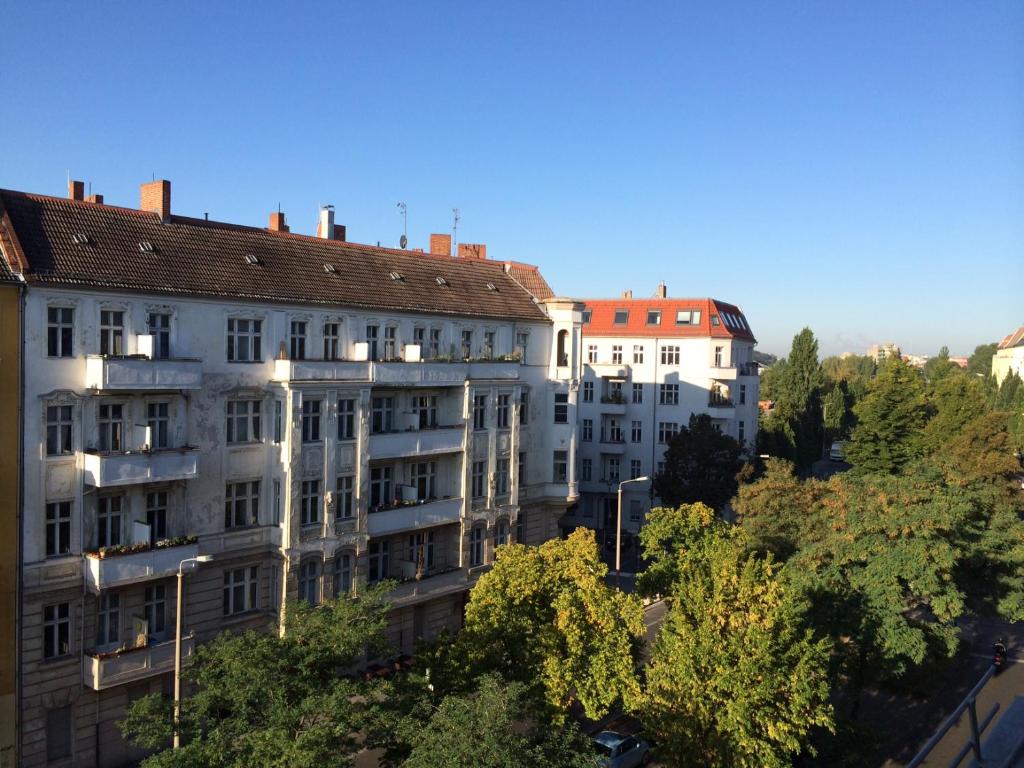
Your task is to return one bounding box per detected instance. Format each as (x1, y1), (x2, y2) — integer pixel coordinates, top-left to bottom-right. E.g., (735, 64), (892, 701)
(605, 456), (620, 482)
(301, 479), (321, 526)
(336, 475), (354, 519)
(496, 394), (510, 428)
(428, 328), (441, 359)
(714, 346), (724, 367)
(147, 312), (171, 359)
(227, 318), (262, 362)
(515, 331), (529, 359)
(587, 344), (598, 363)
(97, 403), (123, 452)
(144, 584), (166, 636)
(631, 459), (643, 479)
(146, 491), (167, 544)
(299, 560), (320, 605)
(675, 309), (695, 325)
(46, 706), (72, 762)
(46, 405), (73, 456)
(483, 330), (495, 358)
(99, 309), (124, 356)
(47, 307), (74, 358)
(413, 326), (425, 350)
(582, 499), (594, 518)
(45, 501), (71, 557)
(711, 315), (721, 327)
(226, 400), (260, 444)
(554, 393), (568, 424)
(660, 345), (680, 365)
(371, 396), (394, 434)
(333, 553), (353, 597)
(495, 519), (510, 548)
(658, 422), (679, 443)
(370, 467), (392, 508)
(632, 383), (643, 404)
(337, 398), (355, 439)
(613, 309), (629, 325)
(225, 481), (259, 528)
(301, 399), (322, 443)
(519, 451), (527, 487)
(287, 320), (306, 360)
(582, 309), (592, 324)
(581, 419), (593, 441)
(647, 310), (661, 325)
(366, 324), (379, 361)
(739, 384), (747, 405)
(272, 479), (281, 525)
(604, 418), (623, 442)
(368, 541), (389, 583)
(516, 509), (527, 542)
(631, 420), (642, 442)
(470, 525), (485, 567)
(633, 345), (644, 364)
(461, 329), (473, 358)
(582, 381), (594, 403)
(472, 460), (487, 500)
(519, 390), (529, 425)
(612, 345), (623, 364)
(411, 462), (436, 500)
(659, 384), (679, 405)
(93, 592), (120, 649)
(657, 460), (666, 475)
(495, 458), (510, 496)
(581, 458), (592, 481)
(223, 566), (259, 615)
(273, 400), (282, 444)
(323, 322), (341, 360)
(556, 329), (569, 366)
(96, 496), (122, 549)
(630, 500), (643, 522)
(473, 394), (487, 430)
(738, 420), (746, 444)
(147, 401), (169, 448)
(43, 603), (70, 659)
(383, 326), (398, 360)
(412, 394), (438, 429)
(553, 450), (568, 482)
(409, 531), (434, 570)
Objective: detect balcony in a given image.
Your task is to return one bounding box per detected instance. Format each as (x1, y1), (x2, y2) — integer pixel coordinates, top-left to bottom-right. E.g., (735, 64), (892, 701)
(707, 397), (735, 417)
(83, 447), (199, 487)
(272, 358), (520, 386)
(708, 365), (738, 381)
(272, 359), (371, 383)
(84, 540), (199, 593)
(84, 635), (193, 690)
(367, 497), (462, 536)
(591, 363), (631, 379)
(598, 437), (627, 454)
(388, 566), (470, 608)
(369, 426), (464, 459)
(85, 355), (203, 391)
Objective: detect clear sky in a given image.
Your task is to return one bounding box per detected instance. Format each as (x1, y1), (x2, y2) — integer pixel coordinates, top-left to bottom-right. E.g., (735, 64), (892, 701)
(2, 1), (1021, 357)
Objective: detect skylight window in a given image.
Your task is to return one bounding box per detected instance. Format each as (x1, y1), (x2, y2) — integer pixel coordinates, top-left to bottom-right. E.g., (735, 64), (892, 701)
(389, 271), (403, 281)
(71, 233), (90, 245)
(436, 276), (449, 286)
(139, 241), (155, 253)
(485, 282), (497, 291)
(613, 309), (629, 325)
(244, 253), (261, 265)
(711, 315), (720, 327)
(647, 310), (661, 325)
(323, 263), (337, 274)
(676, 310), (691, 325)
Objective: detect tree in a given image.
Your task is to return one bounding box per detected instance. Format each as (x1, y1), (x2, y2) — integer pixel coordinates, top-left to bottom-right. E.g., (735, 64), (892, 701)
(635, 502), (728, 598)
(822, 383), (848, 442)
(966, 342), (998, 378)
(733, 458), (827, 560)
(915, 368), (988, 455)
(845, 357), (928, 474)
(120, 586), (394, 768)
(641, 524), (833, 767)
(922, 345), (960, 383)
(402, 675), (595, 768)
(451, 529), (644, 720)
(655, 413), (744, 510)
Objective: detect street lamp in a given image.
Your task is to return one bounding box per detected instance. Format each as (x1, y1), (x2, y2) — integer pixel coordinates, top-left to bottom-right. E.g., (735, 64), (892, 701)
(174, 554), (213, 749)
(616, 477), (650, 589)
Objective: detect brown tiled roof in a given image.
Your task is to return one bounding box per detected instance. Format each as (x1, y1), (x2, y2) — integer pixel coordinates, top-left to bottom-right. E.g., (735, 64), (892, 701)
(0, 190), (549, 322)
(504, 261), (555, 300)
(999, 327), (1024, 350)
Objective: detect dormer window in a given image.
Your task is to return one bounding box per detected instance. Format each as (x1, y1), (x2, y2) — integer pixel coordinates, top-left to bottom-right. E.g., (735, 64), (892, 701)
(646, 310), (661, 325)
(613, 309), (629, 325)
(582, 310), (592, 324)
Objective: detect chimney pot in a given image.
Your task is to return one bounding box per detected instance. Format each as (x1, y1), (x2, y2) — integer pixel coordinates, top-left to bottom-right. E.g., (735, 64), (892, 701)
(269, 211), (289, 232)
(622, 289), (633, 299)
(140, 180), (171, 221)
(429, 234), (452, 257)
(656, 281), (667, 298)
(68, 180), (84, 201)
(457, 243), (487, 260)
(334, 224), (346, 242)
(86, 193), (103, 204)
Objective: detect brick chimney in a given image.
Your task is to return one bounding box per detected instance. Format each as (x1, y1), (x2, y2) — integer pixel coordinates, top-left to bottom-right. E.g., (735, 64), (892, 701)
(457, 243), (487, 260)
(429, 234), (452, 257)
(86, 193), (104, 204)
(68, 180), (84, 201)
(621, 289), (633, 299)
(140, 180), (171, 221)
(656, 281), (667, 298)
(316, 205), (334, 239)
(269, 211), (289, 232)
(334, 224), (346, 242)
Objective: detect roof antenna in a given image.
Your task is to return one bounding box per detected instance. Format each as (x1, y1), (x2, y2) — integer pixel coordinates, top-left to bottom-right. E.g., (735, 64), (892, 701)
(397, 202), (408, 248)
(452, 207), (460, 249)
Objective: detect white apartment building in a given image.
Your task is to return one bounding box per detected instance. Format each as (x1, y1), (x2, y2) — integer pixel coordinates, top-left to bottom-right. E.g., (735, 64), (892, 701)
(0, 180), (582, 767)
(993, 327), (1024, 384)
(567, 285), (759, 556)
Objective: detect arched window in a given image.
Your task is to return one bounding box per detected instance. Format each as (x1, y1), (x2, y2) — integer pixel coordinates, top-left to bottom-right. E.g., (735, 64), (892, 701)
(299, 559), (320, 605)
(556, 329), (569, 367)
(333, 552), (353, 597)
(470, 525), (486, 567)
(494, 519), (510, 548)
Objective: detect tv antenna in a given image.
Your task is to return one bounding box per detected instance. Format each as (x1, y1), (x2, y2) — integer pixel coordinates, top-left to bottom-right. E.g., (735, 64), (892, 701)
(452, 207), (460, 248)
(397, 202), (408, 249)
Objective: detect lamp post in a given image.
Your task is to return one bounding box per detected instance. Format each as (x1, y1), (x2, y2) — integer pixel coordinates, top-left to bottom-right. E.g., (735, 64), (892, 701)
(174, 554), (213, 749)
(616, 476), (649, 590)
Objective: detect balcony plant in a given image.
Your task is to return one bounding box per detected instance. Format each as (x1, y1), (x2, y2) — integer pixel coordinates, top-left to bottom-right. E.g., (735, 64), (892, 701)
(86, 534), (198, 559)
(600, 392), (626, 404)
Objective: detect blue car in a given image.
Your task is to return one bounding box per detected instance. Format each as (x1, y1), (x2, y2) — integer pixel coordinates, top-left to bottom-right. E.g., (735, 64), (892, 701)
(593, 731), (652, 767)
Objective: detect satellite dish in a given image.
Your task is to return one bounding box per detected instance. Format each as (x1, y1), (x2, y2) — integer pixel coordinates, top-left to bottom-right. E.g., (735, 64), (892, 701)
(400, 234), (408, 249)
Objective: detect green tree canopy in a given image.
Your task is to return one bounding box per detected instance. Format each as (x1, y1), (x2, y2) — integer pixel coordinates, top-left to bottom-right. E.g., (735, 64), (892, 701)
(655, 413), (744, 510)
(966, 342), (998, 377)
(916, 368), (988, 455)
(635, 502), (728, 598)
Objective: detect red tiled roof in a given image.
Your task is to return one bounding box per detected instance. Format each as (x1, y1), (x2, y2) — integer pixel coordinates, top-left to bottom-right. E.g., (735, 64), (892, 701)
(999, 327), (1024, 350)
(0, 189), (550, 323)
(503, 261), (555, 300)
(581, 298), (755, 342)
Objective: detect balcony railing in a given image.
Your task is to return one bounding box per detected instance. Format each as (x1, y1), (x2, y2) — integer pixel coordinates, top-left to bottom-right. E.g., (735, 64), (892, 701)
(600, 431), (625, 443)
(366, 497), (463, 536)
(708, 396), (735, 408)
(84, 635), (193, 690)
(368, 426), (464, 459)
(82, 447), (199, 487)
(388, 566), (470, 607)
(84, 539), (200, 592)
(85, 355), (203, 391)
(600, 392), (627, 404)
(273, 358), (519, 385)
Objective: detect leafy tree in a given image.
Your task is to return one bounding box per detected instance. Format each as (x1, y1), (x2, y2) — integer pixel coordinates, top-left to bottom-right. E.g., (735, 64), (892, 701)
(451, 529), (644, 720)
(916, 368), (988, 455)
(120, 586), (394, 768)
(641, 522), (833, 767)
(993, 371), (1023, 410)
(845, 357), (928, 474)
(758, 329), (826, 470)
(655, 413), (744, 510)
(635, 502), (727, 598)
(822, 383), (848, 442)
(402, 675), (595, 768)
(966, 342), (998, 377)
(922, 345), (960, 383)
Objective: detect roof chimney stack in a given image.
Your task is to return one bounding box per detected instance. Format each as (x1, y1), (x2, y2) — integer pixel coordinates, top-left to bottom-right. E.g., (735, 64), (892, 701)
(269, 211), (289, 232)
(621, 289), (633, 299)
(140, 180), (171, 221)
(316, 205), (335, 239)
(430, 234), (452, 257)
(86, 193), (103, 204)
(457, 243), (487, 260)
(68, 180), (84, 201)
(656, 281), (667, 298)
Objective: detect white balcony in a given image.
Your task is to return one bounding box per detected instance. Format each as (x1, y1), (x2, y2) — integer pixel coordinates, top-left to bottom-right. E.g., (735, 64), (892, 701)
(708, 365), (738, 381)
(272, 359), (520, 386)
(82, 448), (199, 487)
(368, 427), (464, 459)
(591, 363), (631, 379)
(389, 567), (470, 608)
(366, 497), (463, 536)
(598, 439), (627, 454)
(536, 482), (578, 503)
(272, 359), (371, 383)
(85, 541), (199, 593)
(85, 356), (203, 391)
(84, 635), (193, 691)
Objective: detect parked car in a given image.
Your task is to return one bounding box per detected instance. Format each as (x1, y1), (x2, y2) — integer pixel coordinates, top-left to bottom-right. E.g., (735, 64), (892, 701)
(593, 731), (652, 767)
(829, 441), (847, 462)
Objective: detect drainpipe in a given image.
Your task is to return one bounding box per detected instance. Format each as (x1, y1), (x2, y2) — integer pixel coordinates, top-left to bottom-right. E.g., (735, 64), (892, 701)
(15, 279), (25, 766)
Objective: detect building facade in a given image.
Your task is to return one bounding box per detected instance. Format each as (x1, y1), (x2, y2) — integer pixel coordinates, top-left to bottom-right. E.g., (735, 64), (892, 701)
(993, 327), (1024, 384)
(0, 180), (581, 767)
(567, 285), (759, 557)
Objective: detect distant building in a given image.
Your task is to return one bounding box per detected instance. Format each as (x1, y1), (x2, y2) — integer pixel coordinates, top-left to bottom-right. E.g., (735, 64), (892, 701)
(993, 327), (1024, 383)
(868, 342), (901, 362)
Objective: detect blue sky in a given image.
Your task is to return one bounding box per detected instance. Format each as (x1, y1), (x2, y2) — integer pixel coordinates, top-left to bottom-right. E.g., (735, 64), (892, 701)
(2, 2), (1021, 357)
